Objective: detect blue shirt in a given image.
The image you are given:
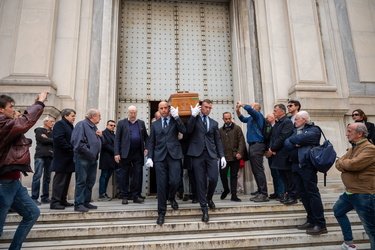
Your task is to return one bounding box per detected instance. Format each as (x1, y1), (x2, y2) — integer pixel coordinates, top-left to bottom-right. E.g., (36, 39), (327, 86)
(238, 105), (264, 143)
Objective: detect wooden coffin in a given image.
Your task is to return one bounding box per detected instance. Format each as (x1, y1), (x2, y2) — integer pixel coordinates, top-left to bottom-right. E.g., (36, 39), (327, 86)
(168, 91), (199, 117)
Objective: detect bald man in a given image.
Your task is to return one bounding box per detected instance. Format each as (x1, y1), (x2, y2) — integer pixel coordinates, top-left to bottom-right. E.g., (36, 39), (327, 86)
(146, 101), (186, 225)
(71, 109), (102, 212)
(236, 101), (269, 202)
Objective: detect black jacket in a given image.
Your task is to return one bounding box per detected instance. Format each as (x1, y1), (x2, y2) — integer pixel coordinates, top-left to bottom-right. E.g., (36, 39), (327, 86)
(269, 116), (294, 170)
(99, 128), (117, 170)
(34, 127), (53, 158)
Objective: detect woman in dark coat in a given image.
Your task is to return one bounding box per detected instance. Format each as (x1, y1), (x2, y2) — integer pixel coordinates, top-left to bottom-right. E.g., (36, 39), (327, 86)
(351, 109), (375, 143)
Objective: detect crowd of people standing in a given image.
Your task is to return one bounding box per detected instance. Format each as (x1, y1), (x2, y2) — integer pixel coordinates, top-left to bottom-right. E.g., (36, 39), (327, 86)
(0, 92), (374, 250)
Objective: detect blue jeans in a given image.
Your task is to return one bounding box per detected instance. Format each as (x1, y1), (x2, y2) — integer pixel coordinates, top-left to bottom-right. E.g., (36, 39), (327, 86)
(333, 192), (375, 248)
(99, 169), (113, 195)
(0, 179), (40, 250)
(268, 157), (284, 195)
(74, 155), (98, 207)
(31, 157), (52, 201)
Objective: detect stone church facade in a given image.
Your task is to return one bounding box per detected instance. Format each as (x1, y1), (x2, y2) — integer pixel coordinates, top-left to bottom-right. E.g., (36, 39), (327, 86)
(1, 0), (374, 196)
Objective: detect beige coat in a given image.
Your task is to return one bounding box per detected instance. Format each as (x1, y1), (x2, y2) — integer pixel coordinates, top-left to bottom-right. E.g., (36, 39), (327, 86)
(336, 140), (375, 194)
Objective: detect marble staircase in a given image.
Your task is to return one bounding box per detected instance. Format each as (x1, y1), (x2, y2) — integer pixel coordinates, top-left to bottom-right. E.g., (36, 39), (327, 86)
(0, 188), (371, 249)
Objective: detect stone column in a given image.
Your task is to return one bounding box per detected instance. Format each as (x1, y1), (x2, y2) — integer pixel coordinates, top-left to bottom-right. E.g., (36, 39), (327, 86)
(230, 0), (258, 194)
(0, 0), (60, 117)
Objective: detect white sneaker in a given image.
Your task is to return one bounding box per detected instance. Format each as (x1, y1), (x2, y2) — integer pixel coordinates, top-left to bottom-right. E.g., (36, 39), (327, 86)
(341, 242), (356, 250)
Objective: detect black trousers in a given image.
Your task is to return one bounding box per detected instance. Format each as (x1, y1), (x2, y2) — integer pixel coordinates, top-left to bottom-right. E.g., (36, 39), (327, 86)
(50, 172), (72, 206)
(219, 160), (240, 196)
(192, 150), (218, 213)
(118, 149), (144, 199)
(279, 169), (297, 198)
(293, 163), (326, 227)
(155, 153), (181, 216)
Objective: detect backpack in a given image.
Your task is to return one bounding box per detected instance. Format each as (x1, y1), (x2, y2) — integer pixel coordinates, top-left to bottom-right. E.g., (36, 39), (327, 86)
(254, 117), (272, 143)
(309, 126), (337, 186)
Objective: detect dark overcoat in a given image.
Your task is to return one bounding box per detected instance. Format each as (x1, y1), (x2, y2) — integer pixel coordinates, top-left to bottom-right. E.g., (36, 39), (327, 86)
(269, 116), (293, 170)
(51, 117), (75, 172)
(99, 128), (117, 170)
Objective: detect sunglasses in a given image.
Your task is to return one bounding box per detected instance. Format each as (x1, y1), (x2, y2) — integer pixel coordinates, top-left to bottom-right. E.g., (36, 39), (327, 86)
(287, 104), (293, 108)
(109, 124), (116, 127)
(352, 113), (360, 117)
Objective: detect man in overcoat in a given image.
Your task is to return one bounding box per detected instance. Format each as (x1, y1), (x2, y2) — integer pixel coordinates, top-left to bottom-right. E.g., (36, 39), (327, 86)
(98, 120), (117, 200)
(265, 104), (295, 204)
(50, 108), (76, 209)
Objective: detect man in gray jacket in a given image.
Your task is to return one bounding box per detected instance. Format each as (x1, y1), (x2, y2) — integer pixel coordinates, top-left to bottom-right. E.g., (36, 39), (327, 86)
(71, 109), (102, 212)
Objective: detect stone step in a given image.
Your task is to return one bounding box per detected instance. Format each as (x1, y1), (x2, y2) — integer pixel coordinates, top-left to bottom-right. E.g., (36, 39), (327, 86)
(3, 225), (369, 250)
(2, 193), (370, 249)
(0, 212), (361, 241)
(4, 199), (338, 224)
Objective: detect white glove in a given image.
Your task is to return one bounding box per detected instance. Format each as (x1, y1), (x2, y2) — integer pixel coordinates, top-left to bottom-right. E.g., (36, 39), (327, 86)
(220, 157), (227, 169)
(146, 158), (153, 168)
(170, 106), (179, 118)
(190, 103), (201, 117)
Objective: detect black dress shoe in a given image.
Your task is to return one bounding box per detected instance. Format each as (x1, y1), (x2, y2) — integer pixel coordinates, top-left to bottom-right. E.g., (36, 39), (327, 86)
(297, 222), (314, 230)
(306, 226), (328, 235)
(201, 213), (209, 223)
(283, 197), (297, 205)
(208, 200), (216, 209)
(50, 204), (65, 210)
(61, 201), (74, 207)
(220, 190), (229, 200)
(156, 215), (165, 225)
(231, 196), (242, 202)
(170, 199), (179, 210)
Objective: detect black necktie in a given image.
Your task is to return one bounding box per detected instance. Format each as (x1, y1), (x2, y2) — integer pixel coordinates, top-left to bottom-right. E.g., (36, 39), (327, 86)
(203, 115), (207, 132)
(163, 117), (168, 129)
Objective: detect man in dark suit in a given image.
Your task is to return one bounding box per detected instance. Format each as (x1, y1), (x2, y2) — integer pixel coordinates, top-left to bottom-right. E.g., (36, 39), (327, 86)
(50, 108), (76, 210)
(98, 120), (117, 201)
(114, 105), (149, 204)
(186, 100), (226, 223)
(146, 101), (186, 225)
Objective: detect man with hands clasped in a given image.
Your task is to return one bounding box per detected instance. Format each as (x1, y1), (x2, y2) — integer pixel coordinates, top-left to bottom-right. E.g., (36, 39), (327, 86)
(146, 102), (186, 225)
(186, 100), (226, 223)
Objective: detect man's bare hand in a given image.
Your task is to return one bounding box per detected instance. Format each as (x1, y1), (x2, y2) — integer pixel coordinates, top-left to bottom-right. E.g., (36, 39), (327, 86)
(36, 91), (49, 103)
(114, 155), (120, 163)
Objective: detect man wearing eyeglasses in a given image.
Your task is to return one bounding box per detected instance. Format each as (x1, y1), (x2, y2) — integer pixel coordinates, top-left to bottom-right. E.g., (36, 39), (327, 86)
(287, 100), (301, 124)
(98, 120), (118, 201)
